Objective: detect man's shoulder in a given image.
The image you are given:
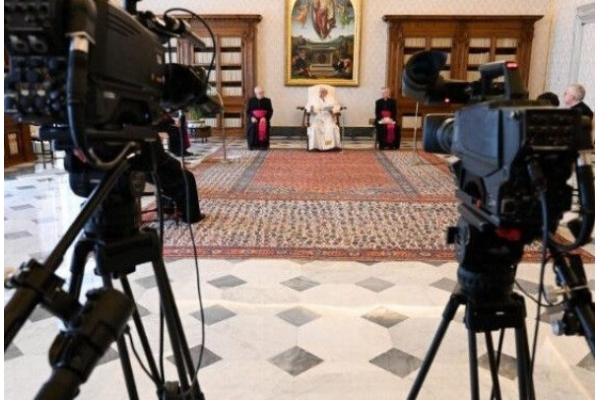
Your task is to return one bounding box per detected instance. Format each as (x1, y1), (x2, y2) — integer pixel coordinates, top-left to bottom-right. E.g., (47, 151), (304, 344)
(573, 102), (594, 117)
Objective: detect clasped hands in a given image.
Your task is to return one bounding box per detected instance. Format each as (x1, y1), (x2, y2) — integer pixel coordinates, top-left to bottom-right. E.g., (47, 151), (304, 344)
(308, 105), (335, 115)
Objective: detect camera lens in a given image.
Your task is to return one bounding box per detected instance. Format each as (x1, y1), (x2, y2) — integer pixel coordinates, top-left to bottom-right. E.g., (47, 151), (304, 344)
(422, 114), (454, 154)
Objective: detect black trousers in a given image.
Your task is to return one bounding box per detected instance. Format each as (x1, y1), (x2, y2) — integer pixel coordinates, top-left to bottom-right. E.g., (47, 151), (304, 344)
(376, 124), (401, 150)
(246, 122), (270, 150)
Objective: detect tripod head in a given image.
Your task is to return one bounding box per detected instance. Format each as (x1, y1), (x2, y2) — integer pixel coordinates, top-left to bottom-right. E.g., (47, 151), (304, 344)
(448, 207), (523, 303)
(447, 203), (595, 353)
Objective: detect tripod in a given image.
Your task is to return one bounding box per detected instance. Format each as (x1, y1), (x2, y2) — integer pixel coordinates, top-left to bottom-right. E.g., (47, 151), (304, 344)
(5, 148), (204, 400)
(407, 215), (535, 400)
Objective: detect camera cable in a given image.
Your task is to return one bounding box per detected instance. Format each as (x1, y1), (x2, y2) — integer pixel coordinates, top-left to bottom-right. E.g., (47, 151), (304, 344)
(164, 9), (217, 393)
(526, 157), (561, 387)
(549, 156), (595, 252)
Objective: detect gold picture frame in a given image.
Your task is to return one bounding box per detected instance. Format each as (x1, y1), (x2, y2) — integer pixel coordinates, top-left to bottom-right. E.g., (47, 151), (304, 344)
(285, 0), (361, 86)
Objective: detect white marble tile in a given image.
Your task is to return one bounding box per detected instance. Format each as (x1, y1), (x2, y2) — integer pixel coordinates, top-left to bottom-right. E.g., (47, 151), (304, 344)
(298, 315), (392, 362)
(205, 314), (299, 361)
(299, 283), (380, 308)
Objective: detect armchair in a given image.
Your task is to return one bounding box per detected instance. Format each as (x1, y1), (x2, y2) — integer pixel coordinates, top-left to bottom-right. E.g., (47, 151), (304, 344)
(299, 84), (345, 151)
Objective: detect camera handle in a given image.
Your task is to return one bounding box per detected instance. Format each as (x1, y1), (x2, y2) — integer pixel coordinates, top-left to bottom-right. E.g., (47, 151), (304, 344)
(478, 61), (527, 101)
(5, 159), (132, 346)
(38, 288), (134, 400)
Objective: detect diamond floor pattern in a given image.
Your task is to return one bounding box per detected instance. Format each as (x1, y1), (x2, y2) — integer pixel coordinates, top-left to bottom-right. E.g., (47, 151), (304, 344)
(3, 137), (595, 399)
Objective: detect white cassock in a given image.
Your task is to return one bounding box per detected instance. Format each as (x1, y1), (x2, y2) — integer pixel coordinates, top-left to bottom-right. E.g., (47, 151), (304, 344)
(305, 97), (341, 150)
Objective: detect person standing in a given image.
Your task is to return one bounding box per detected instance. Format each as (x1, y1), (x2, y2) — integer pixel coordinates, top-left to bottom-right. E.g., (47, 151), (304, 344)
(375, 87), (400, 150)
(245, 86), (273, 150)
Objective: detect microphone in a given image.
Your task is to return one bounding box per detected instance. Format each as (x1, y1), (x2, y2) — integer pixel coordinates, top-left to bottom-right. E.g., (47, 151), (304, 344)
(139, 12), (207, 50)
(163, 15), (206, 48)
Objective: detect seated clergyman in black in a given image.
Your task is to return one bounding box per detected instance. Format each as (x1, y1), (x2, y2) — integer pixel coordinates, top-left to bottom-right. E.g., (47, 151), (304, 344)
(374, 87), (400, 150)
(245, 86), (273, 150)
(157, 113), (194, 157)
(147, 134), (204, 224)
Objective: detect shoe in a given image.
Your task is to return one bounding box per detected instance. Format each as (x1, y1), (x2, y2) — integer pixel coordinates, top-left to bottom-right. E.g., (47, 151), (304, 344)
(182, 150), (195, 157)
(182, 212), (206, 224)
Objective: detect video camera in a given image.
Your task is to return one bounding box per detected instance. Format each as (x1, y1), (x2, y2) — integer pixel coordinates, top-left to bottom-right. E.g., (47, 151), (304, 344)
(401, 52), (595, 375)
(4, 2), (217, 398)
(4, 0), (220, 171)
(402, 51), (594, 246)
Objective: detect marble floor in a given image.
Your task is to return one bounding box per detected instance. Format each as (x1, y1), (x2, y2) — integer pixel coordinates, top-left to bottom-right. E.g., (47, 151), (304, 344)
(3, 137), (595, 399)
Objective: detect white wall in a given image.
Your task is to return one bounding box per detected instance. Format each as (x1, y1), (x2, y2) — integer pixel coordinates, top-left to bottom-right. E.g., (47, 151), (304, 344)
(139, 0), (558, 127)
(544, 1), (595, 110)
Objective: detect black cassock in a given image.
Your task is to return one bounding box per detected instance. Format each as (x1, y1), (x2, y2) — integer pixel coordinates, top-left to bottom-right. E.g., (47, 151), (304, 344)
(375, 97), (400, 150)
(146, 139), (202, 224)
(245, 96), (273, 150)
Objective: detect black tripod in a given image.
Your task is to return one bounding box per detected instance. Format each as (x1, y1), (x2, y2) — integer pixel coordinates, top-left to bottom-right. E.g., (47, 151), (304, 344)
(407, 216), (535, 400)
(5, 148), (204, 400)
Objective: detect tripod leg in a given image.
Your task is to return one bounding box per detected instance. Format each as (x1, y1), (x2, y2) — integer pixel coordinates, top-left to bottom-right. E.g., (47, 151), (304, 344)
(114, 327), (140, 400)
(484, 331), (502, 400)
(147, 233), (202, 399)
(468, 327), (481, 400)
(63, 237), (141, 399)
(118, 275), (163, 382)
(514, 322), (535, 399)
(67, 239), (96, 298)
(102, 276), (140, 400)
(407, 292), (462, 400)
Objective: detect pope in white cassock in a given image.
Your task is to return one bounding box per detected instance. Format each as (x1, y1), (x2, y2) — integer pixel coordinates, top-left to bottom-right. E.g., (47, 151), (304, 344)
(305, 86), (341, 151)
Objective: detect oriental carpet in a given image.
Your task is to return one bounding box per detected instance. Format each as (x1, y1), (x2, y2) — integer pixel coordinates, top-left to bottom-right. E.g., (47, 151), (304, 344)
(146, 148), (592, 262)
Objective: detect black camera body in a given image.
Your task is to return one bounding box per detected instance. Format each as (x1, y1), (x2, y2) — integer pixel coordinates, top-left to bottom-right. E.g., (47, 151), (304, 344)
(404, 51), (593, 242)
(4, 0), (166, 128)
(428, 102), (590, 237)
(5, 0), (214, 205)
(4, 0), (210, 146)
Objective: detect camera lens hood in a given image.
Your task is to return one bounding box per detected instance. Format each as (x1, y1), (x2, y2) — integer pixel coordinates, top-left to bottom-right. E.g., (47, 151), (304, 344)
(402, 51), (448, 101)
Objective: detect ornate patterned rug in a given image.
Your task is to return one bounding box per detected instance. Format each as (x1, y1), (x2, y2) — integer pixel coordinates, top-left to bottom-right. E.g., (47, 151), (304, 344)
(148, 148), (592, 262)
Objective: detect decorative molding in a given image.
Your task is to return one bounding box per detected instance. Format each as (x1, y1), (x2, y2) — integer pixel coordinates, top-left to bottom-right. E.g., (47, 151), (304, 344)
(569, 3), (595, 83)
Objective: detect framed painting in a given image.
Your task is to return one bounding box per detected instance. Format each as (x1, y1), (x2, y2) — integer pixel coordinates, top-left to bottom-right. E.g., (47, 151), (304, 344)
(285, 0), (361, 86)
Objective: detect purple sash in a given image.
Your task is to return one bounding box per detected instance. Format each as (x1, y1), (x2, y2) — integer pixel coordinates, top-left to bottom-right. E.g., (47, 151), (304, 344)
(381, 111), (395, 144)
(252, 110), (268, 141)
